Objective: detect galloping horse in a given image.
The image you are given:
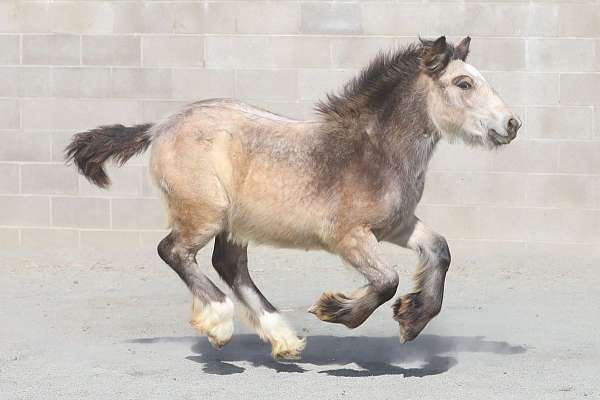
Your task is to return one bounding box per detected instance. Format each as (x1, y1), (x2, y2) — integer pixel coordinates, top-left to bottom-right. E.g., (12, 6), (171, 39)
(66, 36), (520, 359)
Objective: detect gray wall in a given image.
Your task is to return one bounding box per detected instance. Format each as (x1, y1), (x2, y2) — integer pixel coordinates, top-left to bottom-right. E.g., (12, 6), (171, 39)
(0, 1), (599, 254)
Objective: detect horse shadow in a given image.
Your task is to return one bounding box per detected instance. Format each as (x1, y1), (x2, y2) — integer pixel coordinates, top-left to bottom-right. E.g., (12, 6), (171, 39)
(128, 333), (527, 377)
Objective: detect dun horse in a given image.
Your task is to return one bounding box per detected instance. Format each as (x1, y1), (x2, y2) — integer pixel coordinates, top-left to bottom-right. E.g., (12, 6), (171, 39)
(66, 36), (521, 359)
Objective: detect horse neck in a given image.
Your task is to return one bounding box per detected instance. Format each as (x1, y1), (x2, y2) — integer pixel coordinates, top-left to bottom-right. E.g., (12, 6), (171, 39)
(377, 90), (440, 180)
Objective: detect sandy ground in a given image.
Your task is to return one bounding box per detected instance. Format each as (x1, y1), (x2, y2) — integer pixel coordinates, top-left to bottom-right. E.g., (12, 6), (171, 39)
(1, 243), (598, 399)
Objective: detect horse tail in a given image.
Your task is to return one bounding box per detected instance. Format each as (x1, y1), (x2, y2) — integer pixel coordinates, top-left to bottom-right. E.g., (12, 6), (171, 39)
(65, 123), (153, 188)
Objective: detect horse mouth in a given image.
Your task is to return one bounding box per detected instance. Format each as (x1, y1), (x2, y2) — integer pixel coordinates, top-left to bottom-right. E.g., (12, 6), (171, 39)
(488, 129), (512, 146)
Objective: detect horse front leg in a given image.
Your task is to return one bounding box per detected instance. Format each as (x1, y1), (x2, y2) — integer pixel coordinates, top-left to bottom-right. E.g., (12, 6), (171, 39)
(388, 217), (451, 342)
(309, 227), (399, 329)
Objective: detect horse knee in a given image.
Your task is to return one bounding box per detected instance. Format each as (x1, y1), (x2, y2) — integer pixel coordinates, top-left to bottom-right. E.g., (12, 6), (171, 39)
(378, 269), (399, 302)
(435, 237), (451, 271)
(428, 235), (451, 272)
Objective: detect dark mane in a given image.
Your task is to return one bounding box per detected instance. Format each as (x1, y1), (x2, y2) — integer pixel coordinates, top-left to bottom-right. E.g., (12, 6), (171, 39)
(315, 39), (457, 121)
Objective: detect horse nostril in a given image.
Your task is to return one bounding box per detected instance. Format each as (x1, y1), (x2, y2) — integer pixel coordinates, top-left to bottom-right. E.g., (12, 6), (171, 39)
(507, 117), (520, 138)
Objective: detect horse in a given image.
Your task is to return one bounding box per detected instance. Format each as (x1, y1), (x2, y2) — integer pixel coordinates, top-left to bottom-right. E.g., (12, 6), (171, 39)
(65, 36), (521, 360)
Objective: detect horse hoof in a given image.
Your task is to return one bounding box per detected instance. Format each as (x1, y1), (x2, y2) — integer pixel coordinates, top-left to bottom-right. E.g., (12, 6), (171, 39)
(398, 324), (420, 343)
(271, 337), (306, 361)
(309, 292), (355, 326)
(207, 334), (232, 350)
(272, 348), (302, 361)
(190, 297), (234, 349)
(393, 294), (433, 343)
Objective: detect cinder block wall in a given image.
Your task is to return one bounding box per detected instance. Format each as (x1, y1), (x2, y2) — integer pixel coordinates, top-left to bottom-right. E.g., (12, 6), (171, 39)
(0, 1), (598, 252)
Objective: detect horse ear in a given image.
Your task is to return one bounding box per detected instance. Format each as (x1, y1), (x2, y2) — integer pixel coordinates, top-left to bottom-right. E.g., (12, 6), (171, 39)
(421, 36), (451, 76)
(455, 36), (471, 61)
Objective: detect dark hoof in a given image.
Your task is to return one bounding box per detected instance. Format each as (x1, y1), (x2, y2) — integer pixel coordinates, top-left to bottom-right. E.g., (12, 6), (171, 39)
(308, 292), (361, 328)
(393, 293), (432, 343)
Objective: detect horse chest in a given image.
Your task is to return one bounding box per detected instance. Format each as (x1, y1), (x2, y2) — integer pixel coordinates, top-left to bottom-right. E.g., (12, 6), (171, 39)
(375, 171), (426, 229)
(413, 171), (426, 202)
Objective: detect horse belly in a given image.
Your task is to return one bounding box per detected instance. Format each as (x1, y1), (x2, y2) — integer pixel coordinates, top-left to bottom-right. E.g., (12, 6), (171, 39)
(227, 200), (327, 249)
(227, 167), (330, 249)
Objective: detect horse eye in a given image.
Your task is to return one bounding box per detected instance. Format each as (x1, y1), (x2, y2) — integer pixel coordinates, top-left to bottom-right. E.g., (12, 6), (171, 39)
(456, 80), (472, 90)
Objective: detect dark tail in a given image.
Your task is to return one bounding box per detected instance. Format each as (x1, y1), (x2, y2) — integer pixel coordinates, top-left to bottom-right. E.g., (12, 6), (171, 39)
(65, 123), (153, 188)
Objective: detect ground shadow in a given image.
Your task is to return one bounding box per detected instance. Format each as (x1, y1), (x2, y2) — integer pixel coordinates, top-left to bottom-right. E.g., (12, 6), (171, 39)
(129, 334), (526, 377)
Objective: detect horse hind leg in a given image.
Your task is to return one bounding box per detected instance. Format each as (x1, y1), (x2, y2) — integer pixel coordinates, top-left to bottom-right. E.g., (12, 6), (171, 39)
(158, 228), (234, 349)
(211, 233), (305, 360)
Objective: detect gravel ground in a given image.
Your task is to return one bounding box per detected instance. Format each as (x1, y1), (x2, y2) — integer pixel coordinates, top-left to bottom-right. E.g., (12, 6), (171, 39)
(1, 244), (598, 399)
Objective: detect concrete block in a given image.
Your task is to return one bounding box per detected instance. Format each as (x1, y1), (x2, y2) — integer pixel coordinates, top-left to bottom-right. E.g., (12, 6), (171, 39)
(362, 3), (427, 36)
(525, 174), (596, 209)
(51, 67), (112, 98)
(22, 99), (140, 130)
(52, 197), (110, 228)
(82, 35), (140, 66)
(0, 196), (50, 226)
(142, 36), (203, 67)
(174, 2), (236, 34)
(49, 2), (113, 34)
(558, 142), (600, 174)
(420, 172), (464, 205)
(80, 230), (140, 250)
(111, 68), (172, 98)
(78, 165), (143, 198)
(561, 74), (600, 106)
(0, 228), (19, 249)
(140, 100), (188, 122)
(428, 3), (528, 37)
(21, 164), (78, 195)
(21, 228), (79, 248)
(0, 164), (19, 194)
(429, 142), (495, 172)
(526, 106), (592, 140)
(0, 35), (19, 64)
(236, 1), (300, 34)
(205, 36), (330, 68)
(527, 4), (559, 37)
(301, 2), (361, 34)
(460, 173), (528, 206)
(0, 133), (52, 161)
(113, 2), (176, 34)
(485, 72), (559, 106)
(560, 210), (600, 243)
(236, 69), (297, 101)
(22, 34), (80, 65)
(0, 99), (20, 129)
(559, 4), (600, 38)
(331, 37), (396, 68)
(527, 39), (595, 72)
(0, 67), (50, 97)
(490, 140), (559, 173)
(111, 198), (167, 229)
(468, 38), (525, 71)
(171, 69), (235, 100)
(298, 69), (356, 101)
(0, 2), (50, 33)
(140, 230), (169, 248)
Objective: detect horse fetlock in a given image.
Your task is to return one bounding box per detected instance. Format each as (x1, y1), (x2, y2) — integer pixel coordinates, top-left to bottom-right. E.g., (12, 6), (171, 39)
(256, 312), (305, 360)
(190, 297), (234, 349)
(308, 292), (364, 328)
(271, 335), (306, 360)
